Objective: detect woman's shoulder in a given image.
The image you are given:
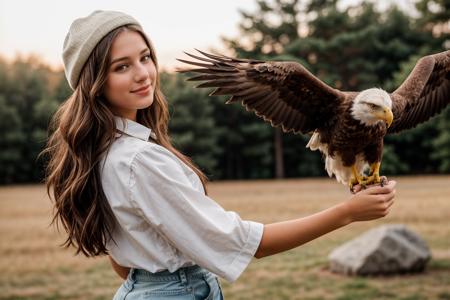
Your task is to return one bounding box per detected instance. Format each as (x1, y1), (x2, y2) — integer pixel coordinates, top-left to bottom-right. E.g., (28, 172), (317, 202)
(103, 134), (149, 166)
(133, 141), (184, 171)
(102, 135), (203, 195)
(103, 134), (179, 171)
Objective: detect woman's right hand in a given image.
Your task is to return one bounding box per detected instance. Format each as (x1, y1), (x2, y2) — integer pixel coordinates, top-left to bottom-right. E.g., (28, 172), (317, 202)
(341, 180), (396, 223)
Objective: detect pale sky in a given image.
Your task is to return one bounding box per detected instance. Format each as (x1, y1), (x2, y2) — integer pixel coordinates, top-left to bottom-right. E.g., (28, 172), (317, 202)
(0, 0), (417, 71)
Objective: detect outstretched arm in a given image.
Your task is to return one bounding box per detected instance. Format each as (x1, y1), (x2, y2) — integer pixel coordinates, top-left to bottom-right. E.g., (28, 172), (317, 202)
(254, 181), (396, 258)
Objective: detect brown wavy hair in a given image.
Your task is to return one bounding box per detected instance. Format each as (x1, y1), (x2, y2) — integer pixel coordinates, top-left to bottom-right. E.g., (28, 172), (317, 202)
(41, 25), (208, 257)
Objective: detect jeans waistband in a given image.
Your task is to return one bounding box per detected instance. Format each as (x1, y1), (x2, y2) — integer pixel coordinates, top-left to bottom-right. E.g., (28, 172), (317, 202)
(131, 265), (207, 282)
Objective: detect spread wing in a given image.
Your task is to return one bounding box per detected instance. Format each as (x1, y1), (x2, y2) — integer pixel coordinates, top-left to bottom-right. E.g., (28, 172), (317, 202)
(177, 50), (346, 134)
(388, 50), (450, 134)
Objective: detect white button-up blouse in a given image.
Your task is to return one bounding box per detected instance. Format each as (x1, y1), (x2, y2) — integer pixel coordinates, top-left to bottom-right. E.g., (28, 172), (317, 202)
(99, 117), (264, 282)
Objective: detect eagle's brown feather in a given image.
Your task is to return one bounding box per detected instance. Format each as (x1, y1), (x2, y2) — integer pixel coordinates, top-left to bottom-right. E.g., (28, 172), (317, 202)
(178, 50), (346, 134)
(389, 51), (450, 133)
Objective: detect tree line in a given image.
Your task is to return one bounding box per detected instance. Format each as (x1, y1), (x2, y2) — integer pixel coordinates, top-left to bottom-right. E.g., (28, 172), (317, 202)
(0, 0), (448, 184)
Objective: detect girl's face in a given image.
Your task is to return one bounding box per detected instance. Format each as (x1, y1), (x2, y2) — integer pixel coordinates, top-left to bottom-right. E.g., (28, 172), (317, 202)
(104, 30), (157, 121)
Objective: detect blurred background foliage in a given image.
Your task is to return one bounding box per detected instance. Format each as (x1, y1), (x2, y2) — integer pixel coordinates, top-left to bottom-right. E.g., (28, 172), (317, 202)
(0, 0), (448, 184)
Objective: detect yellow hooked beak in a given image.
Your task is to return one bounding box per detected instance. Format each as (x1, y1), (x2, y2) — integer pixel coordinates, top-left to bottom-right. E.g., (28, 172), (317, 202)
(375, 107), (393, 128)
(384, 107), (393, 128)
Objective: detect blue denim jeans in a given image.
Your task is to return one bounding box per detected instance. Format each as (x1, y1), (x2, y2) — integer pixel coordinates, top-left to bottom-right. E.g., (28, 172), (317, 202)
(113, 265), (224, 300)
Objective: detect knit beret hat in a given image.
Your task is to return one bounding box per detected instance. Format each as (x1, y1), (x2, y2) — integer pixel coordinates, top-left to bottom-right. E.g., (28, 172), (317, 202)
(63, 10), (142, 90)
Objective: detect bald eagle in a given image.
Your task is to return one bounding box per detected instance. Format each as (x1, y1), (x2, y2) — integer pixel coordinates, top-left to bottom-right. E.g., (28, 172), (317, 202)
(178, 50), (450, 190)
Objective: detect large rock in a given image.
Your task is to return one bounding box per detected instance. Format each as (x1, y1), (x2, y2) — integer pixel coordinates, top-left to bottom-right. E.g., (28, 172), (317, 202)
(328, 224), (431, 275)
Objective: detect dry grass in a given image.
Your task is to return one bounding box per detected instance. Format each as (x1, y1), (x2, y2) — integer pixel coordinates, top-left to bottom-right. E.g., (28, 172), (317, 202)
(1, 176), (449, 299)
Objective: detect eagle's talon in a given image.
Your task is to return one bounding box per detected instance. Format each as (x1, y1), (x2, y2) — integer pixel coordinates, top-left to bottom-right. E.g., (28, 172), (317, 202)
(380, 176), (388, 187)
(349, 175), (360, 193)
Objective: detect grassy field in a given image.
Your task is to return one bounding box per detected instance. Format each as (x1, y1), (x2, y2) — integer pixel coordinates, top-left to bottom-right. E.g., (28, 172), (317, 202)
(1, 176), (449, 300)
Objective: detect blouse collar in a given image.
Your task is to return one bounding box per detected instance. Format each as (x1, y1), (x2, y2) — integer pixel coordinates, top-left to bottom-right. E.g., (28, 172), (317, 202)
(114, 116), (156, 141)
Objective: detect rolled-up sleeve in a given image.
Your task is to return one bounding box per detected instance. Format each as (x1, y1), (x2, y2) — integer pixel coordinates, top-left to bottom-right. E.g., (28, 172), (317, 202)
(128, 143), (264, 282)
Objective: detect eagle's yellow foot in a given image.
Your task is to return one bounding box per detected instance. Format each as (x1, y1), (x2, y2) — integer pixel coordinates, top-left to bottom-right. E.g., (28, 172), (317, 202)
(349, 165), (366, 193)
(364, 173), (389, 187)
(349, 177), (359, 193)
(365, 162), (388, 187)
(349, 162), (388, 193)
(364, 173), (381, 185)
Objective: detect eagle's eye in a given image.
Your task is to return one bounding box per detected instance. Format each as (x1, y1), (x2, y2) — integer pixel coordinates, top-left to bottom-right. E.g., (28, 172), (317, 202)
(368, 103), (378, 109)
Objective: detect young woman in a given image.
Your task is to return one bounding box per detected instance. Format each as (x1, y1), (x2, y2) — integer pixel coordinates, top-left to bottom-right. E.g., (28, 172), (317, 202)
(43, 10), (396, 300)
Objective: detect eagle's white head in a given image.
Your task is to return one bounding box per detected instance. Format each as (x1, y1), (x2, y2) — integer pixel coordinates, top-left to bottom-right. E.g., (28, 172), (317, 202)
(351, 88), (393, 127)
